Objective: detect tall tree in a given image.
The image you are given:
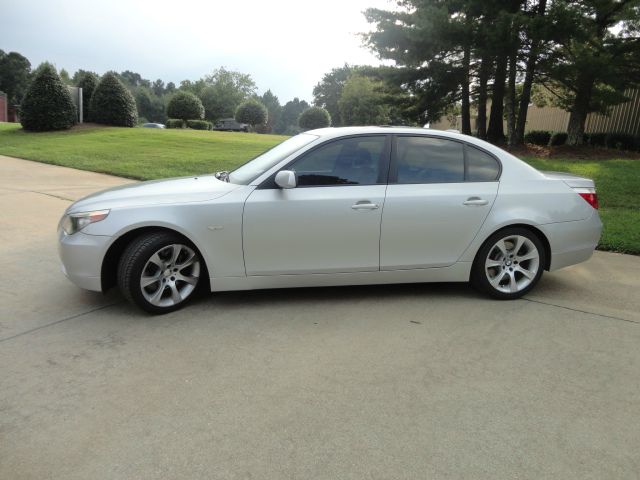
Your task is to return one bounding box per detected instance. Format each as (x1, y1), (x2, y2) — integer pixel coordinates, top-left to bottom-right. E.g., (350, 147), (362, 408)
(542, 0), (640, 144)
(198, 67), (256, 121)
(0, 50), (32, 105)
(274, 98), (310, 135)
(313, 64), (361, 127)
(258, 90), (281, 133)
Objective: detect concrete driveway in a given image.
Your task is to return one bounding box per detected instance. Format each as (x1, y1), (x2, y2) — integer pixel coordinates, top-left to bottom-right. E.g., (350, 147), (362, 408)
(1, 155), (639, 480)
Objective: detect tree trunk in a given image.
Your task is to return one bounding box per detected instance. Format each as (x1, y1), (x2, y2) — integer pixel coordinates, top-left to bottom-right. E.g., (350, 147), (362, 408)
(567, 75), (594, 145)
(506, 43), (518, 145)
(515, 0), (547, 145)
(476, 55), (491, 139)
(461, 42), (472, 135)
(487, 53), (508, 143)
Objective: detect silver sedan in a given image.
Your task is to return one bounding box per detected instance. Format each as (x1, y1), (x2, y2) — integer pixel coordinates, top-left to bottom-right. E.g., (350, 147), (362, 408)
(58, 127), (602, 313)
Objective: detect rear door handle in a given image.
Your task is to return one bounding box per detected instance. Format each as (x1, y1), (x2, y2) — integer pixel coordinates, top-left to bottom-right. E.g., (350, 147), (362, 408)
(463, 197), (489, 206)
(352, 201), (379, 210)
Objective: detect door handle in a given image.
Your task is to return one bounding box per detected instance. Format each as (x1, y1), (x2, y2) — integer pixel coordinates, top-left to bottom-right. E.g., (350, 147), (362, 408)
(352, 201), (379, 210)
(463, 197), (489, 206)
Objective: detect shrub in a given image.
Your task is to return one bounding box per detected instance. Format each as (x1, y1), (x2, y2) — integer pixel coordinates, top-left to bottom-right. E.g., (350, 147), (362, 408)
(76, 72), (99, 121)
(298, 107), (331, 130)
(235, 99), (267, 128)
(90, 72), (138, 127)
(166, 118), (184, 128)
(586, 132), (607, 147)
(167, 92), (204, 121)
(606, 132), (636, 151)
(524, 130), (552, 146)
(549, 132), (568, 146)
(20, 63), (77, 131)
(186, 119), (211, 130)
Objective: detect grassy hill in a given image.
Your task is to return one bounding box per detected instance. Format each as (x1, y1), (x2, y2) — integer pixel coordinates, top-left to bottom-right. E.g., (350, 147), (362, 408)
(0, 122), (637, 254)
(0, 123), (287, 180)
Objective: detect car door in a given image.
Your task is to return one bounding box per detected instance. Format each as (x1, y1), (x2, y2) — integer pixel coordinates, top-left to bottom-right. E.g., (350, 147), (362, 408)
(243, 135), (391, 276)
(380, 135), (500, 270)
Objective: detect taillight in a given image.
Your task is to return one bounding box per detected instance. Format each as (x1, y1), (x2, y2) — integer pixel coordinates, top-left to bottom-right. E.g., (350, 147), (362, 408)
(575, 188), (599, 209)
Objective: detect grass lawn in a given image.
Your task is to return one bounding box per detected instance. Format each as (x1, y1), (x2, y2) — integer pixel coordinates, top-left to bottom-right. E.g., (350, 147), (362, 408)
(0, 122), (287, 180)
(1, 122), (637, 254)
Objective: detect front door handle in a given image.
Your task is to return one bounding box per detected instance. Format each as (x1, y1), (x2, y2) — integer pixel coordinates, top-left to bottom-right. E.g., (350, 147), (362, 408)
(352, 201), (379, 210)
(463, 197), (489, 206)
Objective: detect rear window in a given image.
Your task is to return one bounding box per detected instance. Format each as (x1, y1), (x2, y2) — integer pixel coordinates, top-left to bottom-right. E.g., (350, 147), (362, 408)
(466, 145), (500, 182)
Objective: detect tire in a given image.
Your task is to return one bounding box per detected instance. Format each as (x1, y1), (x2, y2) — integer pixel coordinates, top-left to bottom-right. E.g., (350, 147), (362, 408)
(470, 227), (546, 300)
(117, 232), (204, 314)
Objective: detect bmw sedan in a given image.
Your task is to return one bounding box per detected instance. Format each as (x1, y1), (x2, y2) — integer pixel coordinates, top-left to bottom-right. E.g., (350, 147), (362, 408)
(58, 127), (602, 314)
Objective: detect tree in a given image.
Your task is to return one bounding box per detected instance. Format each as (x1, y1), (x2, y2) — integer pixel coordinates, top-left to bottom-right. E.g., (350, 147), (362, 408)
(257, 90), (282, 133)
(167, 91), (205, 121)
(0, 50), (31, 105)
(198, 67), (257, 121)
(338, 75), (390, 125)
(152, 79), (165, 97)
(90, 72), (138, 127)
(313, 65), (362, 127)
(76, 71), (99, 121)
(541, 0), (640, 144)
(235, 99), (267, 129)
(299, 106), (331, 130)
(274, 98), (310, 134)
(20, 63), (76, 131)
(135, 87), (167, 123)
(58, 68), (72, 85)
(166, 82), (176, 94)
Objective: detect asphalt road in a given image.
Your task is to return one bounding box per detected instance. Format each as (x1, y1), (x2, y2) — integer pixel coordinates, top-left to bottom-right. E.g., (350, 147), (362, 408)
(1, 155), (639, 480)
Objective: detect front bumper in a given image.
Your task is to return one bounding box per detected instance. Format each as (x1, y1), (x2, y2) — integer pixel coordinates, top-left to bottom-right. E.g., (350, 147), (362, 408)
(58, 230), (112, 292)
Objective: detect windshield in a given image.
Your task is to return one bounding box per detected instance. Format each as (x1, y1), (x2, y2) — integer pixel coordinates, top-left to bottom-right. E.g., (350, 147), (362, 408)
(228, 134), (319, 185)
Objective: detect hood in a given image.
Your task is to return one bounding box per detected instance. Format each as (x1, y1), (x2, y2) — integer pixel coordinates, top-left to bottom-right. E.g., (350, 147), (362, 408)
(67, 175), (240, 213)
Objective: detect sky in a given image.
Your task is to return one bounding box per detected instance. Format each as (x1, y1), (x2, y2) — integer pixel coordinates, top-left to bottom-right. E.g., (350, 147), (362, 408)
(2, 0), (396, 102)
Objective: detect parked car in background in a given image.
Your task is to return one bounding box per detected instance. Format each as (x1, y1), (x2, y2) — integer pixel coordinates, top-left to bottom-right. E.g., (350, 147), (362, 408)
(58, 127), (602, 314)
(142, 123), (165, 129)
(212, 118), (248, 132)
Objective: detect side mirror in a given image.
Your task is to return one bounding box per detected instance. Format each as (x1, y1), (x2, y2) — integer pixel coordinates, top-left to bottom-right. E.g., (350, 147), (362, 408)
(275, 170), (297, 189)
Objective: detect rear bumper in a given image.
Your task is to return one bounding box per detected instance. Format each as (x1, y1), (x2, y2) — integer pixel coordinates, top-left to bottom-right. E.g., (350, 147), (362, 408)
(540, 211), (603, 271)
(58, 230), (112, 292)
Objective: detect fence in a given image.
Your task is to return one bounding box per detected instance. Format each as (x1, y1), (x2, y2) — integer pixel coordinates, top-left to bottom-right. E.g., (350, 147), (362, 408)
(431, 89), (640, 135)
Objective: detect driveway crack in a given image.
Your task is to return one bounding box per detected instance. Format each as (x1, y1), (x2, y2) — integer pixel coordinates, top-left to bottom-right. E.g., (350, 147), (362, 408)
(521, 297), (639, 325)
(0, 302), (121, 344)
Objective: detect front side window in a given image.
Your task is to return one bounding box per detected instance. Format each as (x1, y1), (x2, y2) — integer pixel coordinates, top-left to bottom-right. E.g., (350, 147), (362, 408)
(396, 137), (465, 184)
(291, 136), (387, 186)
(229, 133), (318, 185)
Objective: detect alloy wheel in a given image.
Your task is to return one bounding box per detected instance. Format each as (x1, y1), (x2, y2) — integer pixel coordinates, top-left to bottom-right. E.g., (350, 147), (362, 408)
(484, 235), (540, 294)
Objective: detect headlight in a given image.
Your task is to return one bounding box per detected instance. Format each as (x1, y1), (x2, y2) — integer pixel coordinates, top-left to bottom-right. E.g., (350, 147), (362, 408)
(61, 209), (110, 235)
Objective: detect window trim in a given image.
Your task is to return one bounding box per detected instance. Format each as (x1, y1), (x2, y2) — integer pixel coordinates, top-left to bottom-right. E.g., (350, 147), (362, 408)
(257, 134), (392, 189)
(389, 134), (502, 185)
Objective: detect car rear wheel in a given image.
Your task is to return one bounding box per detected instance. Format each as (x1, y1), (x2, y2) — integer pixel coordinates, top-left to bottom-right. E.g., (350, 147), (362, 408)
(471, 227), (545, 300)
(118, 232), (203, 314)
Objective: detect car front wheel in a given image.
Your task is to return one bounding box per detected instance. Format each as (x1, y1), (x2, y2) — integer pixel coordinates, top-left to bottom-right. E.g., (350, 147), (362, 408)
(471, 228), (545, 300)
(118, 232), (203, 314)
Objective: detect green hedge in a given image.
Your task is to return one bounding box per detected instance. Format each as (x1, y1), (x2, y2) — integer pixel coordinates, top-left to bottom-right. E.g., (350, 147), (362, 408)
(90, 72), (138, 127)
(525, 130), (640, 151)
(524, 130), (552, 146)
(298, 107), (331, 130)
(20, 64), (77, 132)
(549, 132), (568, 146)
(167, 92), (204, 121)
(166, 118), (184, 128)
(186, 119), (211, 130)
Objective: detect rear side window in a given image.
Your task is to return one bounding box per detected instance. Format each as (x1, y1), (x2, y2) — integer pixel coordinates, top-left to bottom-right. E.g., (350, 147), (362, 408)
(291, 136), (387, 186)
(396, 137), (464, 184)
(466, 145), (500, 182)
